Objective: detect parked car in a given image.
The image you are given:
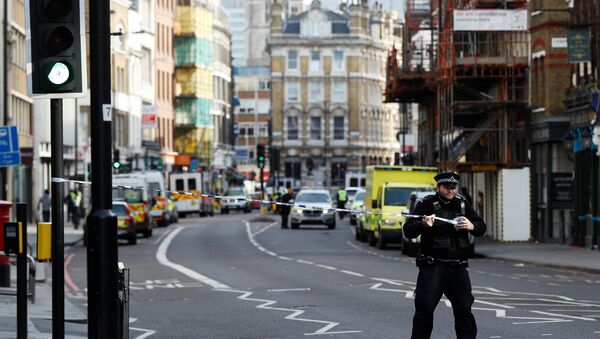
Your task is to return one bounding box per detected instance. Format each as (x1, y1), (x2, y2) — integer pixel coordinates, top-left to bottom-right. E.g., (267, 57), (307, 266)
(221, 187), (252, 213)
(250, 193), (262, 209)
(349, 189), (366, 226)
(113, 201), (137, 245)
(290, 189), (336, 229)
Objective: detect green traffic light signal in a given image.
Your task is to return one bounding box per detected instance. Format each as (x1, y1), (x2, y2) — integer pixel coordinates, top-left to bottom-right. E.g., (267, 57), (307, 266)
(113, 161), (121, 169)
(27, 0), (85, 96)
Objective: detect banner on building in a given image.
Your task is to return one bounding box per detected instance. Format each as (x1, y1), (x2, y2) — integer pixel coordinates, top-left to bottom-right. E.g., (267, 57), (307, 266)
(142, 105), (157, 128)
(453, 10), (527, 31)
(568, 28), (591, 63)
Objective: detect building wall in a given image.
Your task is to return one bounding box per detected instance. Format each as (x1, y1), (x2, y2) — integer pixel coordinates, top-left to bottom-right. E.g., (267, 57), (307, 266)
(269, 3), (400, 189)
(155, 0), (176, 157)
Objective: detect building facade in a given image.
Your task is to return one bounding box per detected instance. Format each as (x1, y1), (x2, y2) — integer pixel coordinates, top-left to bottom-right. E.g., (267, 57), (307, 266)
(563, 0), (600, 248)
(269, 0), (401, 189)
(528, 0), (573, 244)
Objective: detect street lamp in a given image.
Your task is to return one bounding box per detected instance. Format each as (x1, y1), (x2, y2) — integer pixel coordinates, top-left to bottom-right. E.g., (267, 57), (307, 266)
(580, 127), (592, 149)
(563, 129), (575, 159)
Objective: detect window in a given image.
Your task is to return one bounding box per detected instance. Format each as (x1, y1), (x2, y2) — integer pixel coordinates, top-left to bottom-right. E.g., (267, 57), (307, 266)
(310, 51), (321, 71)
(247, 127), (254, 136)
(308, 81), (323, 102)
(310, 116), (321, 140)
(142, 48), (151, 83)
(287, 81), (299, 102)
(287, 116), (299, 140)
(259, 80), (270, 90)
(333, 116), (344, 140)
(287, 50), (298, 70)
(334, 51), (344, 70)
(141, 0), (151, 30)
(332, 81), (346, 102)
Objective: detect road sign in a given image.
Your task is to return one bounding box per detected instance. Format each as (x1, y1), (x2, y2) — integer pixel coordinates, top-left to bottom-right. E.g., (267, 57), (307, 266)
(0, 126), (21, 167)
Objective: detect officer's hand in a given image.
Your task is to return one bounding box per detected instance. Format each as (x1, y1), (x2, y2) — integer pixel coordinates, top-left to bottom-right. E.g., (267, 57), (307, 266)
(456, 217), (474, 231)
(422, 214), (435, 228)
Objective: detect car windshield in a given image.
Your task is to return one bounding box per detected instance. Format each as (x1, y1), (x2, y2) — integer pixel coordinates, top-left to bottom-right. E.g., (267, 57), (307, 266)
(384, 187), (415, 206)
(112, 187), (143, 203)
(113, 204), (127, 216)
(226, 188), (245, 196)
(346, 189), (358, 199)
(354, 192), (365, 203)
(296, 193), (331, 203)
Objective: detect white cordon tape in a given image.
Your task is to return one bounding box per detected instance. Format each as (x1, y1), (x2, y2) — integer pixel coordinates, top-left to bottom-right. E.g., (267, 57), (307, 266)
(53, 177), (447, 221)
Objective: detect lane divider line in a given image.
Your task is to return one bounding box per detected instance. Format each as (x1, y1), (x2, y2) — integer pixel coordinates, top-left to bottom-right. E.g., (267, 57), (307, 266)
(156, 226), (230, 289)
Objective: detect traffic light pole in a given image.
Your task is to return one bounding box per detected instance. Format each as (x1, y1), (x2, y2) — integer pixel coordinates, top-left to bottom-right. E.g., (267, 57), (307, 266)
(50, 98), (64, 339)
(87, 0), (119, 337)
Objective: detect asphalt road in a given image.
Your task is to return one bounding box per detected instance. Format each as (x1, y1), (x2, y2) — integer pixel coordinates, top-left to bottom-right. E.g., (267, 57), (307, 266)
(63, 211), (600, 338)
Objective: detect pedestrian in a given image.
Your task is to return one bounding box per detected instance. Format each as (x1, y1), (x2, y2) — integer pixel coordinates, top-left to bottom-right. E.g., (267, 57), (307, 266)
(69, 189), (83, 229)
(38, 189), (51, 222)
(64, 189), (74, 222)
(278, 186), (294, 229)
(403, 172), (487, 339)
(336, 187), (347, 219)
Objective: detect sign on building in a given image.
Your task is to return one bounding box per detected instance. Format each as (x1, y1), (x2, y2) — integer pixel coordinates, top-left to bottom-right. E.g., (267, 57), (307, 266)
(453, 10), (527, 31)
(142, 105), (157, 128)
(0, 126), (21, 167)
(567, 28), (591, 63)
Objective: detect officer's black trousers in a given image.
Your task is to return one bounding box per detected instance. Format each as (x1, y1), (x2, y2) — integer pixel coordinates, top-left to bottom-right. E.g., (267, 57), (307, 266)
(281, 213), (289, 228)
(411, 264), (476, 339)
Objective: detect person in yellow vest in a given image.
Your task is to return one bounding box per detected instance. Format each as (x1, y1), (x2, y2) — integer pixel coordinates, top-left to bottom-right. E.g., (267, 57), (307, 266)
(336, 187), (347, 219)
(69, 189), (83, 229)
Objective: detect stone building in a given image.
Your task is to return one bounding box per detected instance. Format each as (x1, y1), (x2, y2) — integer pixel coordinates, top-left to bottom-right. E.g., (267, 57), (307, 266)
(269, 0), (401, 189)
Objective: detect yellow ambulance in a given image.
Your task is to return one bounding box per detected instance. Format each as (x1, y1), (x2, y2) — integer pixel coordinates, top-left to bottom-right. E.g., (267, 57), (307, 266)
(359, 166), (437, 249)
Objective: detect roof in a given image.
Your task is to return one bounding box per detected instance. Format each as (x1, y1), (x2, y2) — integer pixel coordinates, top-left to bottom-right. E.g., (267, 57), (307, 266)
(282, 9), (349, 34)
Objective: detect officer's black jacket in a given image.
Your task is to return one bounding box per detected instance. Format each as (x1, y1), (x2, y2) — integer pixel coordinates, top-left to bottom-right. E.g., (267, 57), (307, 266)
(403, 194), (486, 259)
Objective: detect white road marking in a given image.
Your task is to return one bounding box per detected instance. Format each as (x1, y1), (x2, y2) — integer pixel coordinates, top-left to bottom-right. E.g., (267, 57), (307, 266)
(131, 327), (158, 339)
(530, 310), (596, 321)
(156, 226), (230, 289)
(297, 259), (315, 265)
(252, 222), (277, 237)
(245, 220), (600, 328)
(268, 288), (312, 292)
(340, 270), (365, 277)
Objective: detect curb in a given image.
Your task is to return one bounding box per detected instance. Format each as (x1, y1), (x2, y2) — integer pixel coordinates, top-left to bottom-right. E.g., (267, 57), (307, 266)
(476, 252), (600, 275)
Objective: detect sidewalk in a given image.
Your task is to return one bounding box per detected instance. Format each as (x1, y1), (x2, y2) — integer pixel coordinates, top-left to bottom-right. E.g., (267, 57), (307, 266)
(475, 236), (600, 273)
(0, 255), (87, 338)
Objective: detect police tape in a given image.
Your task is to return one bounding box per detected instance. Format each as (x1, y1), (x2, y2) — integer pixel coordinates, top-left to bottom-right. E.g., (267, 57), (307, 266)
(52, 177), (435, 220)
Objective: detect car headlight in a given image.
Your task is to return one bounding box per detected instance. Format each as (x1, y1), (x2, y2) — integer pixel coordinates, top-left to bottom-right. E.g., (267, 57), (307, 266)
(322, 209), (330, 215)
(294, 208), (303, 214)
(383, 219), (396, 226)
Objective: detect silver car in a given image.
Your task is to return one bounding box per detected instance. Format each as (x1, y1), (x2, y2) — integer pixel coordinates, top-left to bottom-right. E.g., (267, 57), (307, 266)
(290, 189), (336, 229)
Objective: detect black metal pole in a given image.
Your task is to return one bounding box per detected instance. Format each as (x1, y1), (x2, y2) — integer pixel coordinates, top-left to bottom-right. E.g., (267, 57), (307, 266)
(16, 202), (27, 339)
(51, 98), (64, 338)
(87, 0), (118, 337)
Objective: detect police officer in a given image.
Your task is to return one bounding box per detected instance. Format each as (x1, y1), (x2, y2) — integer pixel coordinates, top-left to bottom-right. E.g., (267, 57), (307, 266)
(403, 172), (486, 339)
(336, 187), (347, 219)
(278, 186), (294, 229)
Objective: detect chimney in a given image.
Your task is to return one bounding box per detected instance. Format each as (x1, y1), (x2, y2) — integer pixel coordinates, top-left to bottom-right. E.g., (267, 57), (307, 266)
(349, 1), (363, 35)
(271, 0), (283, 34)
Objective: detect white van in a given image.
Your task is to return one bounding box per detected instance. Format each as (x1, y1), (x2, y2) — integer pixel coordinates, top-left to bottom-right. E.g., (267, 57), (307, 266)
(169, 172), (213, 217)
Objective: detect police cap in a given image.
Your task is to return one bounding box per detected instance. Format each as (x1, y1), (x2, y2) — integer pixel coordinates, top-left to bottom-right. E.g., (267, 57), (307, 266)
(434, 172), (460, 188)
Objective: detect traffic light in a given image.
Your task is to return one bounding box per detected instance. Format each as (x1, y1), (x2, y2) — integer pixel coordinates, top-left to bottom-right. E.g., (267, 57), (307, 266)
(256, 144), (266, 167)
(26, 0), (86, 97)
(113, 149), (121, 169)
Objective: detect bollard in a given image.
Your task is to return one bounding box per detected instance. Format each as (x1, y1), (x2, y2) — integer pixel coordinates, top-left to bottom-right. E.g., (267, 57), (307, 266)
(0, 200), (13, 287)
(118, 262), (130, 339)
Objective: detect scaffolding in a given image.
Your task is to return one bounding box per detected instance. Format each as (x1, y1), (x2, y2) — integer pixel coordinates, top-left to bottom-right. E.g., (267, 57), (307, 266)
(385, 0), (530, 170)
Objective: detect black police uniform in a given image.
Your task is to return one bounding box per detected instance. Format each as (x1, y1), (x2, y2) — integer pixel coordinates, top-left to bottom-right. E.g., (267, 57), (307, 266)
(278, 192), (294, 228)
(403, 173), (486, 339)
